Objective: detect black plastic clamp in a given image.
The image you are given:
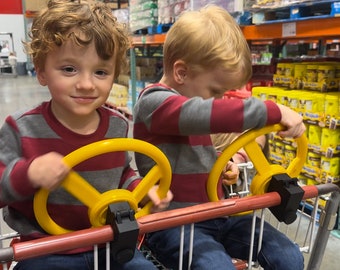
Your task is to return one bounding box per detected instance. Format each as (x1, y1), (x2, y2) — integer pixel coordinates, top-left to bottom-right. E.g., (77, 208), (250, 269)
(267, 173), (305, 224)
(106, 202), (140, 264)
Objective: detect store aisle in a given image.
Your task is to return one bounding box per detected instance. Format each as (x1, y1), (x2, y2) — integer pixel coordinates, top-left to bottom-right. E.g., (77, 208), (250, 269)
(0, 75), (339, 270)
(0, 75), (50, 124)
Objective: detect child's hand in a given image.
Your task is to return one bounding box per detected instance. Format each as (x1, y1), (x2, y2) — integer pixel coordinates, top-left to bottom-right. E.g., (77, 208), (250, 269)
(232, 150), (248, 164)
(221, 161), (239, 186)
(147, 185), (173, 213)
(277, 104), (306, 138)
(28, 152), (70, 190)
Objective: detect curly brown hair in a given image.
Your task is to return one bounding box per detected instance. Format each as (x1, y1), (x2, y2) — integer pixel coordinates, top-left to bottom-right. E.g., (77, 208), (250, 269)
(25, 0), (130, 79)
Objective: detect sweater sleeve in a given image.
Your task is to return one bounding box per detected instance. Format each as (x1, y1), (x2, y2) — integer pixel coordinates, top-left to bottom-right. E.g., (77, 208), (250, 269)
(263, 100), (282, 125)
(135, 86), (282, 136)
(0, 117), (37, 206)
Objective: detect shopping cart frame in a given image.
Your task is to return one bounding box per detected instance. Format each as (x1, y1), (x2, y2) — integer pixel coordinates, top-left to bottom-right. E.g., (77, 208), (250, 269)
(0, 183), (338, 270)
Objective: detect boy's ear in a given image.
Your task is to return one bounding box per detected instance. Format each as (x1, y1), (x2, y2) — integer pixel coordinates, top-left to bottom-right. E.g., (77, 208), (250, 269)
(173, 60), (187, 84)
(36, 67), (47, 86)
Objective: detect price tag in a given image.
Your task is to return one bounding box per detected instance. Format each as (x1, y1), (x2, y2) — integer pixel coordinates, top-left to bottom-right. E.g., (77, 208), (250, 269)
(282, 22), (296, 37)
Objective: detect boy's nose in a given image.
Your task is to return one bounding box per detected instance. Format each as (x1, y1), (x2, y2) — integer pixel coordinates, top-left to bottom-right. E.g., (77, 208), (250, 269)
(76, 74), (95, 91)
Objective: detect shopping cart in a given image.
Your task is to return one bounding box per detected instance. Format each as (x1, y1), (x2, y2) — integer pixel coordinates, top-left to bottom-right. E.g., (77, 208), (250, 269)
(0, 125), (339, 270)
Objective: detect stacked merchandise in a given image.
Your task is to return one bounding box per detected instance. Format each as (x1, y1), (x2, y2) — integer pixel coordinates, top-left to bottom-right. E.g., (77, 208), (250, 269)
(246, 0), (338, 24)
(157, 0), (189, 24)
(252, 77), (340, 186)
(248, 0), (314, 9)
(129, 0), (158, 32)
(131, 0), (245, 32)
(273, 61), (340, 92)
(107, 83), (129, 108)
(191, 0), (243, 12)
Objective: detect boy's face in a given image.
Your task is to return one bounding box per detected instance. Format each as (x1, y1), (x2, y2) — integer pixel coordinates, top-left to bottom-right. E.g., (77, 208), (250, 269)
(36, 40), (116, 121)
(180, 66), (243, 99)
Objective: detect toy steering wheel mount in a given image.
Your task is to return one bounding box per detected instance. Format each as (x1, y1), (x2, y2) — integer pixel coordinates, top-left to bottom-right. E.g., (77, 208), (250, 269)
(33, 138), (172, 235)
(207, 124), (308, 201)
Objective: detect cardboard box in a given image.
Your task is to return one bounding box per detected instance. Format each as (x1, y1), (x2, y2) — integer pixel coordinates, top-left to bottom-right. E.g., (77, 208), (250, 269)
(136, 66), (155, 80)
(25, 0), (48, 11)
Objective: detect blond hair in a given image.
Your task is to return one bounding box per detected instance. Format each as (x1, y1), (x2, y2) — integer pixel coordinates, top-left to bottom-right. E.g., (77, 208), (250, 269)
(25, 0), (130, 79)
(163, 5), (252, 87)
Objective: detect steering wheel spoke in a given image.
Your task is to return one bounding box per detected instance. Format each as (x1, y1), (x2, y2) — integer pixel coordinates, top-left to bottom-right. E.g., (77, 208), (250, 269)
(61, 171), (102, 206)
(207, 124), (307, 201)
(34, 138), (172, 235)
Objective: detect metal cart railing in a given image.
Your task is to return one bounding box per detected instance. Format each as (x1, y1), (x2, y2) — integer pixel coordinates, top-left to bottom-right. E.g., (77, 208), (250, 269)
(0, 183), (338, 270)
(0, 126), (338, 270)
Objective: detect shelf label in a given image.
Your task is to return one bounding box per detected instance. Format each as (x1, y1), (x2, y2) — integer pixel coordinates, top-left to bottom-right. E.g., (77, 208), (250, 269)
(282, 22), (296, 37)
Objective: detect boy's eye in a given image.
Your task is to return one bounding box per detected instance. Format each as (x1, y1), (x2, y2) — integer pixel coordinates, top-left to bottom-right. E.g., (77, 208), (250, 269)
(62, 66), (76, 73)
(95, 70), (108, 76)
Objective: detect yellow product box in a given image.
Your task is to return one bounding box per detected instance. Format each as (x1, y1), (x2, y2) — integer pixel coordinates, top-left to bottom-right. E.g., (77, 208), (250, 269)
(269, 152), (284, 166)
(305, 64), (318, 82)
(273, 74), (282, 86)
(307, 125), (322, 152)
(266, 88), (279, 102)
(306, 178), (319, 186)
(318, 64), (338, 92)
(307, 151), (321, 168)
(292, 63), (307, 89)
(324, 93), (340, 129)
(303, 64), (338, 92)
(280, 75), (293, 88)
(321, 128), (340, 157)
(320, 156), (340, 183)
(285, 63), (294, 77)
(107, 83), (129, 107)
(318, 64), (336, 81)
(304, 92), (325, 125)
(274, 63), (305, 89)
(280, 63), (295, 88)
(276, 62), (286, 76)
(251, 86), (269, 101)
(301, 164), (322, 183)
(275, 88), (289, 106)
(286, 90), (301, 113)
(273, 63), (290, 87)
(335, 64), (340, 79)
(321, 156), (340, 175)
(283, 144), (297, 169)
(298, 90), (313, 119)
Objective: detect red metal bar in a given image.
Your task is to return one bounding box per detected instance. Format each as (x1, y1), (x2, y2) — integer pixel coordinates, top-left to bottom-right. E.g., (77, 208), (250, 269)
(4, 184), (329, 262)
(11, 226), (113, 261)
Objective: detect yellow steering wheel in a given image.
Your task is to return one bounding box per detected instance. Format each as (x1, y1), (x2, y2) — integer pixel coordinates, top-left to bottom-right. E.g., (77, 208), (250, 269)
(33, 138), (172, 235)
(207, 124), (308, 201)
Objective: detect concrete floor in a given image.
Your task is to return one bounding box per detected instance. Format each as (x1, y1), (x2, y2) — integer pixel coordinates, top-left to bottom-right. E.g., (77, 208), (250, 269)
(0, 75), (339, 269)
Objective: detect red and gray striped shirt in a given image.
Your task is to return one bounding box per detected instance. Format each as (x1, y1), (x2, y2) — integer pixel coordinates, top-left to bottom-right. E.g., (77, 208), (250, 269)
(133, 83), (281, 209)
(0, 101), (140, 252)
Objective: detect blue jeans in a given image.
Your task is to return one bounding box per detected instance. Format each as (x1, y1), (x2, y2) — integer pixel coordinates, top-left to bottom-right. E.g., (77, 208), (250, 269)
(14, 248), (157, 270)
(147, 215), (304, 270)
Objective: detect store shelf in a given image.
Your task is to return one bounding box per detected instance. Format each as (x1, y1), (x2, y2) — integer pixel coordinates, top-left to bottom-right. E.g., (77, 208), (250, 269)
(241, 16), (340, 41)
(130, 16), (340, 107)
(131, 34), (166, 46)
(132, 17), (340, 46)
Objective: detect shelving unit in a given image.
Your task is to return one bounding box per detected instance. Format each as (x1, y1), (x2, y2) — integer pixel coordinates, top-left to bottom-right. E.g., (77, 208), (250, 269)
(242, 16), (340, 41)
(130, 16), (340, 102)
(131, 16), (340, 44)
(0, 57), (17, 77)
(0, 32), (17, 77)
